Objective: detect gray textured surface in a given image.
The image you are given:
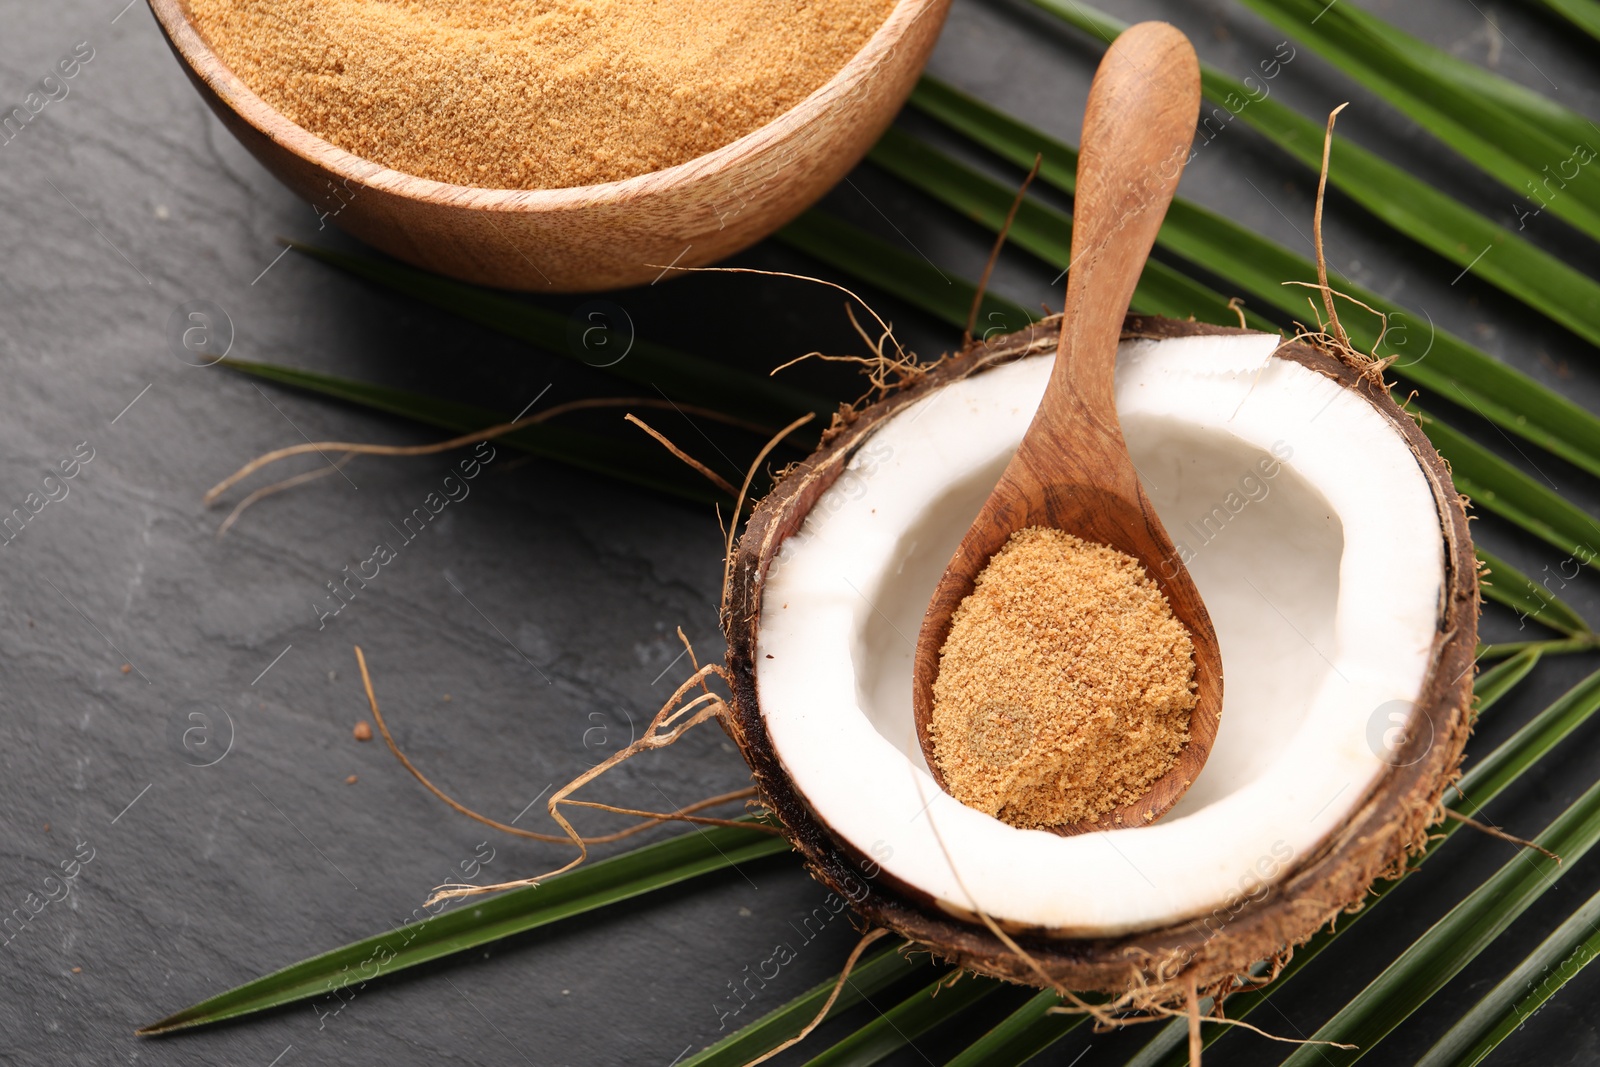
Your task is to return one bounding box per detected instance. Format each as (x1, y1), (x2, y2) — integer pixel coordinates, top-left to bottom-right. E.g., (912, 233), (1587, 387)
(1, 1), (1599, 1064)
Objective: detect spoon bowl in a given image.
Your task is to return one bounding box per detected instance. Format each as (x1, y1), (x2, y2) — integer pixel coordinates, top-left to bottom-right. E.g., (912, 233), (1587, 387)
(911, 22), (1220, 834)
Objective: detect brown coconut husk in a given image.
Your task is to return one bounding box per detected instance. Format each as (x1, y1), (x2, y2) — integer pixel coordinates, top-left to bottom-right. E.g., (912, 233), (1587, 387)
(721, 313), (1478, 1012)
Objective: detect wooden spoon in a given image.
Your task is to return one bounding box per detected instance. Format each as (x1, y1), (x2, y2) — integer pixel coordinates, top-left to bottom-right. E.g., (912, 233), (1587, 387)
(911, 22), (1220, 834)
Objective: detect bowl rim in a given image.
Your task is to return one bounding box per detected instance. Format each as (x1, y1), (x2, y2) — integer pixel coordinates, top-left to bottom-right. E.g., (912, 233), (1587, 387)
(147, 0), (945, 211)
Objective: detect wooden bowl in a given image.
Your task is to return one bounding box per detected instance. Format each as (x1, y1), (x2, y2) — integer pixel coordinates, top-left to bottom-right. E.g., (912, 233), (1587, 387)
(147, 0), (951, 292)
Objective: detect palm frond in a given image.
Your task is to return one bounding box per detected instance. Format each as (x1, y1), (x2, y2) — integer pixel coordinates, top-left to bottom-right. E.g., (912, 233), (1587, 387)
(1133, 665), (1600, 1065)
(680, 943), (934, 1067)
(797, 972), (1003, 1067)
(907, 71), (1600, 481)
(867, 129), (1277, 330)
(219, 358), (730, 505)
(942, 989), (1080, 1067)
(1278, 777), (1600, 1064)
(1472, 648), (1546, 714)
(140, 822), (787, 1033)
(1008, 4), (1600, 349)
(199, 12), (1600, 1065)
(1531, 0), (1600, 43)
(1231, 0), (1600, 241)
(1476, 547), (1591, 637)
(1414, 883), (1600, 1067)
(286, 242), (831, 424)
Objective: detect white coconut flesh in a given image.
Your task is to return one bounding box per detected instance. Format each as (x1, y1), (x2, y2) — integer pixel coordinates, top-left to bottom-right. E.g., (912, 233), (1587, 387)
(755, 331), (1446, 937)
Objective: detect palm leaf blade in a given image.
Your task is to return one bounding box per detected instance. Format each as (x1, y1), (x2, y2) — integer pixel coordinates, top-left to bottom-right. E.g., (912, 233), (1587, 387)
(1415, 884), (1600, 1067)
(1279, 777), (1600, 1064)
(1231, 0), (1600, 240)
(799, 974), (1002, 1067)
(778, 209), (1036, 335)
(139, 824), (788, 1034)
(1418, 413), (1600, 567)
(865, 130), (1278, 330)
(1141, 666), (1600, 1065)
(942, 989), (1082, 1067)
(286, 243), (831, 423)
(219, 357), (727, 505)
(1532, 0), (1600, 43)
(910, 68), (1600, 481)
(1472, 648), (1545, 716)
(1476, 547), (1590, 637)
(999, 4), (1600, 349)
(681, 944), (933, 1067)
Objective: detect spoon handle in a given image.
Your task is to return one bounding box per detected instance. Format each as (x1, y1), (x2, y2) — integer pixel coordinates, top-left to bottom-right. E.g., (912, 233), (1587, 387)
(1044, 23), (1200, 449)
(910, 23), (1217, 828)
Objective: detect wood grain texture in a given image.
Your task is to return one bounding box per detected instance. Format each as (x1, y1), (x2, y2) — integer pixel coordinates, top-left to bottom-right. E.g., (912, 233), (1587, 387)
(145, 0), (950, 292)
(911, 22), (1216, 835)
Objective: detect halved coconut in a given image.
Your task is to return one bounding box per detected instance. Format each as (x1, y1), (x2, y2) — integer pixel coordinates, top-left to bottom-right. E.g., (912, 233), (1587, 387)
(723, 315), (1476, 999)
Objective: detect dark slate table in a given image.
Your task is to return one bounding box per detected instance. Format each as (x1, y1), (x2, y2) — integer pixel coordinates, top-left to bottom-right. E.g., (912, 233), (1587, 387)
(2, 1), (1599, 1064)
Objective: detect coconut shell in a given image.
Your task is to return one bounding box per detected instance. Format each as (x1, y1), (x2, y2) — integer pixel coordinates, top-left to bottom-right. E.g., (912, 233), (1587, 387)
(722, 315), (1478, 1004)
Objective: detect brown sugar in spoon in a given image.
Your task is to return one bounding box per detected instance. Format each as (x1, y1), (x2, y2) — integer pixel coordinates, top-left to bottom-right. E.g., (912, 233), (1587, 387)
(911, 22), (1220, 835)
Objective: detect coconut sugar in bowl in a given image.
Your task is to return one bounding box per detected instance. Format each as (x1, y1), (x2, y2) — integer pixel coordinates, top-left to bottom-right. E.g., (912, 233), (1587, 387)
(147, 0), (950, 291)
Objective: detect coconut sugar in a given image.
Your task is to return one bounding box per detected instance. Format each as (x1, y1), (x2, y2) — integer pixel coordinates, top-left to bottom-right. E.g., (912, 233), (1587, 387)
(187, 0), (895, 190)
(929, 527), (1197, 830)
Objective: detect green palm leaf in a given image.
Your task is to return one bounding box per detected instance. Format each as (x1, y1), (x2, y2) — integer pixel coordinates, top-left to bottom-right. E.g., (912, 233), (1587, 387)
(942, 989), (1080, 1067)
(867, 129), (1276, 331)
(1004, 5), (1600, 351)
(285, 243), (831, 424)
(219, 357), (729, 505)
(1476, 547), (1591, 637)
(1455, 667), (1600, 805)
(1279, 776), (1600, 1065)
(778, 210), (1037, 336)
(139, 823), (788, 1033)
(1472, 647), (1546, 715)
(1532, 0), (1600, 43)
(1477, 636), (1597, 661)
(1133, 664), (1600, 1065)
(907, 71), (1600, 481)
(1231, 0), (1600, 242)
(798, 973), (1002, 1067)
(1418, 413), (1600, 565)
(680, 943), (935, 1067)
(1270, 0), (1596, 154)
(1415, 882), (1600, 1067)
